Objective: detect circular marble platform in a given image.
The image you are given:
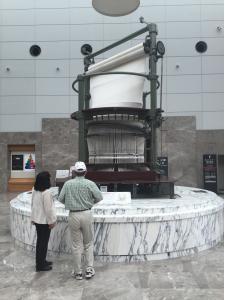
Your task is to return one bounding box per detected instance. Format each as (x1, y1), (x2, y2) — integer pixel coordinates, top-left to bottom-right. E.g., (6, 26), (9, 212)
(10, 186), (224, 262)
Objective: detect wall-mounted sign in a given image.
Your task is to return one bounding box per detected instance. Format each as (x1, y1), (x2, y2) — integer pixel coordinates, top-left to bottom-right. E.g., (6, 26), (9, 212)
(100, 186), (108, 192)
(12, 155), (24, 171)
(24, 153), (35, 171)
(11, 152), (35, 178)
(203, 154), (217, 193)
(157, 156), (168, 177)
(56, 170), (69, 179)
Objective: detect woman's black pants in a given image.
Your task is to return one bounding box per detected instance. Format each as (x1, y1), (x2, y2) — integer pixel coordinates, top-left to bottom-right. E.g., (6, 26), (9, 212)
(35, 223), (51, 268)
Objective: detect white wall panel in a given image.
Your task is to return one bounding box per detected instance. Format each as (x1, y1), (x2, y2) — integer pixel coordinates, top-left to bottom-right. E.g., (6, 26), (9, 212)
(34, 0), (69, 9)
(166, 22), (201, 38)
(203, 93), (224, 111)
(0, 78), (35, 95)
(36, 95), (69, 113)
(0, 2), (223, 131)
(167, 94), (202, 112)
(35, 60), (69, 77)
(166, 38), (223, 57)
(202, 56), (224, 74)
(35, 8), (69, 25)
(0, 60), (35, 77)
(2, 10), (34, 26)
(35, 25), (69, 41)
(202, 111), (224, 129)
(201, 0), (223, 3)
(0, 42), (33, 59)
(69, 0), (91, 7)
(201, 5), (224, 21)
(202, 74), (224, 93)
(165, 0), (200, 4)
(70, 7), (103, 24)
(70, 59), (84, 77)
(0, 26), (34, 42)
(141, 0), (165, 5)
(167, 75), (201, 94)
(103, 24), (131, 41)
(0, 115), (37, 132)
(36, 78), (69, 95)
(103, 14), (131, 24)
(69, 95), (78, 113)
(201, 21), (224, 38)
(166, 5), (200, 22)
(39, 41), (69, 59)
(165, 38), (198, 56)
(70, 24), (103, 41)
(205, 38), (224, 55)
(167, 57), (201, 75)
(0, 0), (34, 9)
(0, 96), (35, 114)
(131, 6), (166, 23)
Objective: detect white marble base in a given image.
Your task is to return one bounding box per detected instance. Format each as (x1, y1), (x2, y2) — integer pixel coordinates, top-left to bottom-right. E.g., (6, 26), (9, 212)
(10, 187), (224, 262)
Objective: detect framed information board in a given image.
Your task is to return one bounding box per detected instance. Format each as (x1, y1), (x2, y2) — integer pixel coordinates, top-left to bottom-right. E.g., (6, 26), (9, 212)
(203, 154), (217, 193)
(12, 155), (24, 171)
(157, 156), (168, 177)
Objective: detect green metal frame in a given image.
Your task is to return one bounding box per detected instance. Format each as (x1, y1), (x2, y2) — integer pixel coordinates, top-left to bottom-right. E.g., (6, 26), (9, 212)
(73, 23), (161, 169)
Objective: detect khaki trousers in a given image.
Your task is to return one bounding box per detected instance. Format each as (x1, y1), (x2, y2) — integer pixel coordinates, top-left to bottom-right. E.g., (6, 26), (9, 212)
(68, 210), (94, 273)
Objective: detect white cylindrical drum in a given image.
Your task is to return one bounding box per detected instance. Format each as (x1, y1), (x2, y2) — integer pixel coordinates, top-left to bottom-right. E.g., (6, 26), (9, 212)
(86, 43), (147, 108)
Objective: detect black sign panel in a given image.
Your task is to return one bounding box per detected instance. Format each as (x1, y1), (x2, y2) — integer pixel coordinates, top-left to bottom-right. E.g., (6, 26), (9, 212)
(203, 154), (217, 193)
(12, 155), (24, 170)
(157, 156), (168, 177)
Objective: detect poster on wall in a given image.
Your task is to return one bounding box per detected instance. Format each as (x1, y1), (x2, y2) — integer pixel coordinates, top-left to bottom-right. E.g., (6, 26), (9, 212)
(203, 154), (217, 193)
(12, 155), (24, 170)
(23, 153), (36, 171)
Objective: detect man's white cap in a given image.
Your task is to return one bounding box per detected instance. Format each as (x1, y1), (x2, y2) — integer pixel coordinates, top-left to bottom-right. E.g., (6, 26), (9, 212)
(74, 161), (87, 172)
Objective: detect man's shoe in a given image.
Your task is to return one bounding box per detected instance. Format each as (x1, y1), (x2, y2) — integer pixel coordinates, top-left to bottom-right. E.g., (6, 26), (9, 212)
(45, 260), (53, 266)
(36, 265), (52, 272)
(71, 271), (83, 280)
(85, 267), (95, 279)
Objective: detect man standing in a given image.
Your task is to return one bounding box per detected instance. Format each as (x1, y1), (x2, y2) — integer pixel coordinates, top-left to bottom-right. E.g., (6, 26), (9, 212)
(58, 161), (103, 280)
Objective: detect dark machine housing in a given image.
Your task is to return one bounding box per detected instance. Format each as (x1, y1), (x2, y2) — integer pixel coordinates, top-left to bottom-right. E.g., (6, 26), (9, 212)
(71, 21), (174, 198)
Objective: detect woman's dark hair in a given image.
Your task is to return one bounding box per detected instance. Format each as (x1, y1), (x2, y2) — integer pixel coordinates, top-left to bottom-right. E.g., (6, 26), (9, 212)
(34, 171), (51, 192)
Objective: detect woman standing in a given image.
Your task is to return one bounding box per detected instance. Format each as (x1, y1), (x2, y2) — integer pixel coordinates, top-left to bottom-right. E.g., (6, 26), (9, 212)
(31, 171), (57, 272)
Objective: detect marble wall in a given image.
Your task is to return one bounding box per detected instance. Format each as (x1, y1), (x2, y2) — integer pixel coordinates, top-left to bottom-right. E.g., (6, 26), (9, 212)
(10, 187), (224, 261)
(0, 117), (223, 192)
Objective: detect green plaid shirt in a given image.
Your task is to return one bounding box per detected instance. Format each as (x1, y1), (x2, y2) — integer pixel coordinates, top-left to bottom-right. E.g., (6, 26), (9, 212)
(58, 176), (103, 211)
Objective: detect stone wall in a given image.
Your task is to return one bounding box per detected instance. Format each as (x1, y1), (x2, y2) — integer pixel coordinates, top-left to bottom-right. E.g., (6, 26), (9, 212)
(158, 116), (197, 187)
(0, 117), (223, 192)
(41, 118), (79, 183)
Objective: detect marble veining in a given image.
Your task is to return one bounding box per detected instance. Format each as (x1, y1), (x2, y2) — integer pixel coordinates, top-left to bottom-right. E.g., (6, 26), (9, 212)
(10, 186), (224, 262)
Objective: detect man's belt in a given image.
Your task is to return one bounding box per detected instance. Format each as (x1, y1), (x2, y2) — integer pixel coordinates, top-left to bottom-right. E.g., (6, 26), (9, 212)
(70, 209), (91, 212)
